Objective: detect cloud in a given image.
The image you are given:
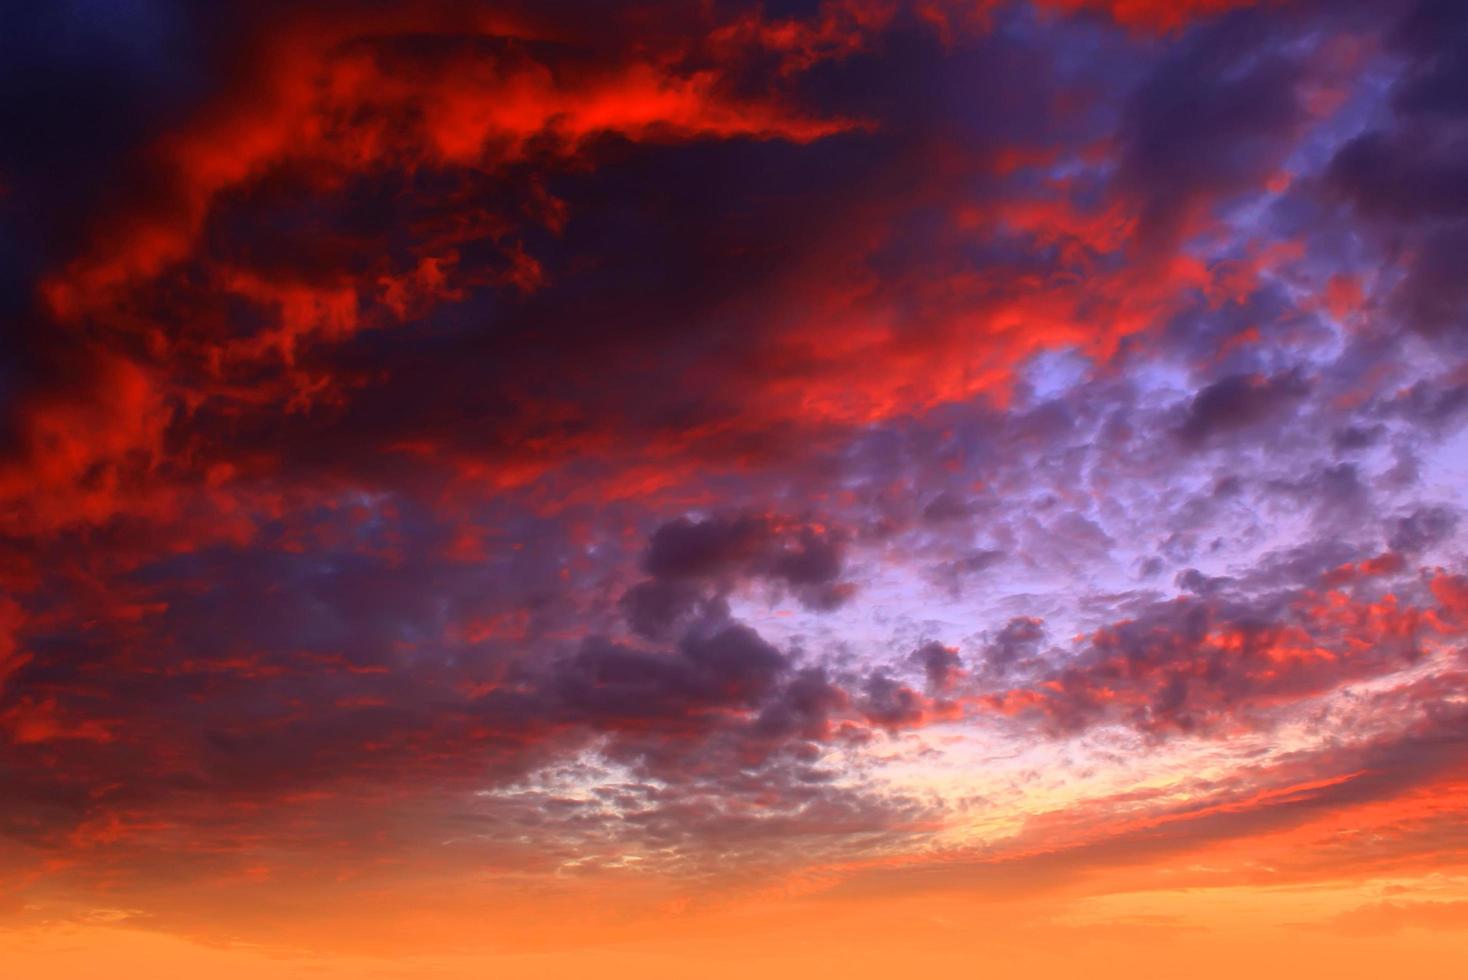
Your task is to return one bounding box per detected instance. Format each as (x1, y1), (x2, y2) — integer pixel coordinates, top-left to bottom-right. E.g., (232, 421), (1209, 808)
(984, 559), (1467, 736)
(1041, 0), (1270, 34)
(555, 623), (788, 727)
(2, 0), (1467, 944)
(1322, 0), (1468, 338)
(1116, 5), (1307, 244)
(1318, 900), (1468, 936)
(1177, 371), (1310, 447)
(1389, 506), (1460, 555)
(910, 641), (962, 691)
(636, 513), (857, 615)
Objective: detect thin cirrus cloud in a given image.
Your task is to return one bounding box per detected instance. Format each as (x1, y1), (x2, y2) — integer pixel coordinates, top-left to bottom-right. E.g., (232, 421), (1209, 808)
(1, 0), (1466, 976)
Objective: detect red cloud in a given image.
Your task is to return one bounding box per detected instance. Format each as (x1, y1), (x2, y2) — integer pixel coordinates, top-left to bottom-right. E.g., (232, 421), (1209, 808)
(0, 347), (172, 534)
(3, 0), (1312, 549)
(1040, 0), (1271, 33)
(986, 569), (1467, 737)
(1, 697), (115, 745)
(918, 0), (1271, 40)
(41, 7), (858, 325)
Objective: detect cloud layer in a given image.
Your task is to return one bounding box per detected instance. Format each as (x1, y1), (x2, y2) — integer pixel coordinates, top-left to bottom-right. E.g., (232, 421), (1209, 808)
(1, 0), (1466, 960)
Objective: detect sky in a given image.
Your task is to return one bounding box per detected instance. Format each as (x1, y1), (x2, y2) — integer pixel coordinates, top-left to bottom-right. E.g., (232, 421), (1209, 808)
(2, 0), (1468, 976)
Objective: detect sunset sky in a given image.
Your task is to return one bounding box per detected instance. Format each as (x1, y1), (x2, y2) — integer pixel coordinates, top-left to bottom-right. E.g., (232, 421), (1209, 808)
(3, 0), (1468, 976)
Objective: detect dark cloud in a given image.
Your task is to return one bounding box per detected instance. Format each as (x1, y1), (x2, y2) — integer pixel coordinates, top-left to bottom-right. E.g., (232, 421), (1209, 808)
(1118, 7), (1307, 244)
(620, 578), (716, 640)
(1389, 505), (1460, 555)
(637, 513), (856, 612)
(1177, 371), (1310, 447)
(982, 617), (1046, 677)
(555, 623), (788, 725)
(910, 641), (962, 691)
(1393, 224), (1468, 335)
(1323, 0), (1468, 338)
(1328, 128), (1468, 222)
(645, 515), (774, 580)
(860, 673), (928, 730)
(754, 666), (850, 742)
